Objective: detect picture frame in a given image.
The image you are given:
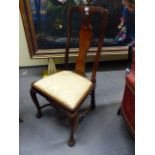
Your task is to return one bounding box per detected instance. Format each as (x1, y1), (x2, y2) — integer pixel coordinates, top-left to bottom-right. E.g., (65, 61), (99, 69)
(20, 0), (129, 59)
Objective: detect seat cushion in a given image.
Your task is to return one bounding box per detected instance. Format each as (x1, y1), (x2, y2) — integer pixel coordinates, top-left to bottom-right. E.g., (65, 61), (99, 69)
(33, 71), (93, 111)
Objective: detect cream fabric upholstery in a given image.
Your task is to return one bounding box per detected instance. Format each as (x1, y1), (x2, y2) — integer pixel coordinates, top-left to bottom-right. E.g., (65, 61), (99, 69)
(33, 71), (93, 111)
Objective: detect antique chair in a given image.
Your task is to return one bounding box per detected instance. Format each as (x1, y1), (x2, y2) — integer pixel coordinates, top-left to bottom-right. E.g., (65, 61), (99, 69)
(118, 46), (135, 136)
(30, 5), (108, 146)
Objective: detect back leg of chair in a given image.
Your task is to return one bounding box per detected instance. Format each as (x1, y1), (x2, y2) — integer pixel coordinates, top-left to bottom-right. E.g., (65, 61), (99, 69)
(117, 107), (122, 115)
(90, 89), (96, 110)
(68, 112), (78, 146)
(30, 88), (42, 118)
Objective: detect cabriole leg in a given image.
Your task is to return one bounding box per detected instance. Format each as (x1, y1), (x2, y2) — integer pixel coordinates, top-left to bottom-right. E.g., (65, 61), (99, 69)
(68, 112), (78, 146)
(30, 88), (42, 118)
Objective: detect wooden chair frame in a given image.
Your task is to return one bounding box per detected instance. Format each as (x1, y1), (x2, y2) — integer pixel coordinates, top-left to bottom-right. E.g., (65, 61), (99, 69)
(30, 5), (108, 146)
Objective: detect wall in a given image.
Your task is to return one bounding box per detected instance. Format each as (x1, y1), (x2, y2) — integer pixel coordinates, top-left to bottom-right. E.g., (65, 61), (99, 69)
(19, 12), (48, 67)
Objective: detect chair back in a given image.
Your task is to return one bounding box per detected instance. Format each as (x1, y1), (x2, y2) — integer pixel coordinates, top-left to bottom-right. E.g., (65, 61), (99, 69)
(65, 5), (108, 83)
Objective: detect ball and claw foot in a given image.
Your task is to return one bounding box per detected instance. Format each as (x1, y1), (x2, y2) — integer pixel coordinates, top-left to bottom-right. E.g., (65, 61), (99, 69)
(68, 137), (75, 147)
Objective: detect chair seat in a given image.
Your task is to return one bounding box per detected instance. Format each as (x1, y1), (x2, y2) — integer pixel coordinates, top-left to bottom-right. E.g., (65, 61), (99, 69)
(33, 71), (93, 111)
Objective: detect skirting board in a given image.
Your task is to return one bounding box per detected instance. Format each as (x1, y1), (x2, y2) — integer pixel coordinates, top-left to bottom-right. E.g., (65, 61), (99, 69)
(32, 46), (128, 65)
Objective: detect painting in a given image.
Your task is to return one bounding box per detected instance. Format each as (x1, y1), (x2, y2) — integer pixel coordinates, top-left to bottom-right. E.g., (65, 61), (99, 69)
(20, 0), (135, 57)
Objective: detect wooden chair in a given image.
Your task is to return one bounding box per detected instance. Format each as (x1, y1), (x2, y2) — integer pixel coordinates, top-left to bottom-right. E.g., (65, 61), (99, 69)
(30, 5), (108, 146)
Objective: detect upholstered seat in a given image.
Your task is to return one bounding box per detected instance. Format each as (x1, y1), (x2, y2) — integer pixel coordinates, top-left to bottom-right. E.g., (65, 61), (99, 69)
(33, 71), (93, 111)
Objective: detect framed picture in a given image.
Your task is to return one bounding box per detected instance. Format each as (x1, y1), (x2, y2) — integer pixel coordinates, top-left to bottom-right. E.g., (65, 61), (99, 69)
(20, 0), (133, 58)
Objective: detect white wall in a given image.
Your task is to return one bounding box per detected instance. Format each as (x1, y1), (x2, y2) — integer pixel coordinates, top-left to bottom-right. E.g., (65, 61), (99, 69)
(19, 12), (48, 67)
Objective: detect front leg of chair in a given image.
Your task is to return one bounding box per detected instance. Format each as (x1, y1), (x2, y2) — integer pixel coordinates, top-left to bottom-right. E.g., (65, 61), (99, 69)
(68, 112), (78, 146)
(30, 88), (42, 118)
(90, 89), (96, 110)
